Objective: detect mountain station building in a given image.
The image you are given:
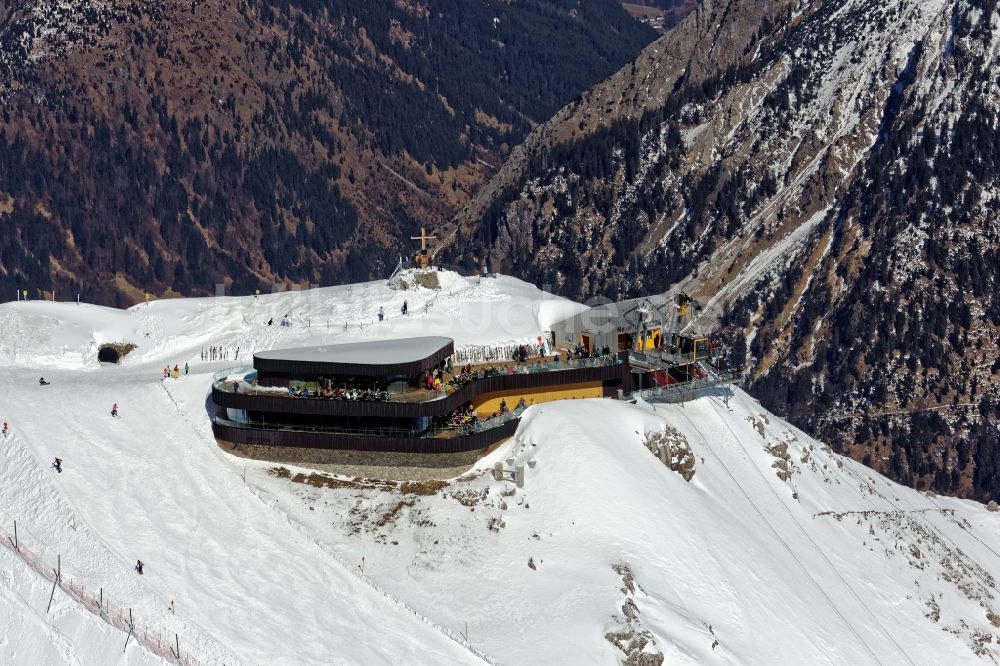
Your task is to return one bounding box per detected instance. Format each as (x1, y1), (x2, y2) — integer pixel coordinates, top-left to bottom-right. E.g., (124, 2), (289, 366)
(211, 336), (632, 467)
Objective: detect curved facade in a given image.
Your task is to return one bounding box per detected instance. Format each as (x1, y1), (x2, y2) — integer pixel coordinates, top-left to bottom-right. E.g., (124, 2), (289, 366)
(253, 337), (455, 384)
(210, 337), (631, 462)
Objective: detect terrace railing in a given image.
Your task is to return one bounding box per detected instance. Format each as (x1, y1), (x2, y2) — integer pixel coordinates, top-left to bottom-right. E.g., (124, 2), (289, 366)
(212, 404), (526, 440)
(210, 352), (629, 431)
(628, 371), (742, 403)
(212, 354), (626, 403)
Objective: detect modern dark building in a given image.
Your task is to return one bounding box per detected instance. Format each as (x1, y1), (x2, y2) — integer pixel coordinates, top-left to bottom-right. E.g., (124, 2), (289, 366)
(211, 336), (631, 467)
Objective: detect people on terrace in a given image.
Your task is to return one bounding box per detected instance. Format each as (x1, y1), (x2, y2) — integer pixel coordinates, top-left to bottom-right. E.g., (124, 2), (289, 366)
(284, 382), (391, 402)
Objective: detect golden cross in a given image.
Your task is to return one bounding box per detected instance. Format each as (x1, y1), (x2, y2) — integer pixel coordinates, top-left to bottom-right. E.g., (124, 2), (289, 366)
(410, 227), (437, 253)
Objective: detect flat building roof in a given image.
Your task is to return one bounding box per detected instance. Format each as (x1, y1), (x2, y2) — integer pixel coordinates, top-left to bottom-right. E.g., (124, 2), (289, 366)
(253, 336), (454, 377)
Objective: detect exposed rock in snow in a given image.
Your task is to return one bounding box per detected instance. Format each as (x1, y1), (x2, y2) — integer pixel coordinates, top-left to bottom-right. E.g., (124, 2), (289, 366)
(643, 426), (696, 481)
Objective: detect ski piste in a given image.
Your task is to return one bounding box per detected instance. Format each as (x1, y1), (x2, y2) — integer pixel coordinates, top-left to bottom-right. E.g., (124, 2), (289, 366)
(0, 269), (998, 664)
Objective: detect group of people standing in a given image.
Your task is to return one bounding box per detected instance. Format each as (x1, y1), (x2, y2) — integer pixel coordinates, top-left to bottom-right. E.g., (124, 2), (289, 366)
(572, 343), (613, 359)
(162, 364), (188, 379)
(202, 346), (238, 361)
(424, 366), (445, 391)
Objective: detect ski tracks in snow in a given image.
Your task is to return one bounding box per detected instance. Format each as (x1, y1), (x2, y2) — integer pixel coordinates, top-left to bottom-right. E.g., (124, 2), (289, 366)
(707, 397), (917, 666)
(157, 380), (497, 666)
(0, 429), (239, 664)
(670, 400), (908, 666)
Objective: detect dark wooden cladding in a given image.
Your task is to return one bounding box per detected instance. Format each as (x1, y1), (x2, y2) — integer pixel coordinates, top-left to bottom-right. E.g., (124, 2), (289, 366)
(213, 352), (631, 456)
(213, 418), (519, 454)
(214, 356), (631, 420)
(253, 339), (455, 380)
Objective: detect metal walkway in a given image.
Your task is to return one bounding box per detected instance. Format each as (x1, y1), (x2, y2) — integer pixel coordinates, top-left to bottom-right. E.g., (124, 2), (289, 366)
(626, 362), (744, 404)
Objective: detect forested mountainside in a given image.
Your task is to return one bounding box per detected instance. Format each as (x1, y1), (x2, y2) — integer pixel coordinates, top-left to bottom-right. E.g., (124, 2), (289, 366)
(620, 0), (700, 30)
(0, 0), (653, 305)
(447, 0), (1000, 500)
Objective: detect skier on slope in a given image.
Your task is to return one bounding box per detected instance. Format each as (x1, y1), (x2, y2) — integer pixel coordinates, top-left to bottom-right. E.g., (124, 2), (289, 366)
(53, 458), (62, 473)
(111, 403), (118, 418)
(135, 560), (143, 575)
(184, 362), (189, 375)
(2, 421), (8, 437)
(38, 377), (49, 386)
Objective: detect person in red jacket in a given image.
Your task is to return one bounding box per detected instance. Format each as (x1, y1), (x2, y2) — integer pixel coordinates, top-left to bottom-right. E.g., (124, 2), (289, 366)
(111, 403), (118, 418)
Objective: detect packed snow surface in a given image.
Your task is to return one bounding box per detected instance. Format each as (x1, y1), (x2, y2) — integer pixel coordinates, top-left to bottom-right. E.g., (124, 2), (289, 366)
(254, 336), (454, 366)
(1, 270), (1000, 664)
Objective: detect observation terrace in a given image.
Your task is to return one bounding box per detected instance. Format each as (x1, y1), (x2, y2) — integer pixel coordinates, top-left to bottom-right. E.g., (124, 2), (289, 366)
(210, 337), (631, 461)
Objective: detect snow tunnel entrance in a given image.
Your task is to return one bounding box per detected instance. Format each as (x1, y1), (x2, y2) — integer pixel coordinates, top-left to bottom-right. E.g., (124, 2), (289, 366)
(98, 343), (135, 365)
(98, 347), (120, 364)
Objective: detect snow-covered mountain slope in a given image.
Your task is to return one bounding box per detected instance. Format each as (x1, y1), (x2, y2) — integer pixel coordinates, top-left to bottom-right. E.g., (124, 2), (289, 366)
(0, 545), (163, 665)
(1, 271), (1000, 663)
(252, 391), (1000, 664)
(446, 0), (1000, 499)
(0, 271), (574, 665)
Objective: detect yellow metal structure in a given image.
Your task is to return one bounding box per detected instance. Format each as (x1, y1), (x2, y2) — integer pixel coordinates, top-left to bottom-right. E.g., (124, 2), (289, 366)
(472, 381), (605, 417)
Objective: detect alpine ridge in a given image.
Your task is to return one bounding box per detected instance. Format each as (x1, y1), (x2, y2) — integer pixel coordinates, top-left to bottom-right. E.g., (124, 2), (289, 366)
(446, 0), (1000, 499)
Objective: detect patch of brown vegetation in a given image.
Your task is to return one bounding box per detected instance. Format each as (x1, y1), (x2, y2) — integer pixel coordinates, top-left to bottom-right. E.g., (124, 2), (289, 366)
(267, 468), (450, 494)
(376, 499), (415, 527)
(267, 467), (396, 492)
(394, 0), (430, 19)
(399, 480), (449, 496)
(474, 109), (513, 133)
(451, 488), (489, 507)
(755, 223), (836, 378)
(388, 20), (416, 48)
